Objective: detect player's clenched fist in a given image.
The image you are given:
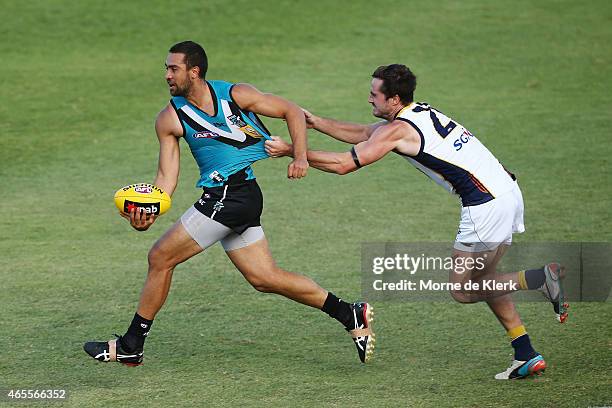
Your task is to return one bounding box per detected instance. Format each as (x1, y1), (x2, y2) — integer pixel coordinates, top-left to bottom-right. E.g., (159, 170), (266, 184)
(288, 157), (309, 179)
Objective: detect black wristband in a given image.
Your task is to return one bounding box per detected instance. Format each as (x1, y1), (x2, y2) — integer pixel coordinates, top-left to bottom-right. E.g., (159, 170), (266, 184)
(350, 146), (362, 168)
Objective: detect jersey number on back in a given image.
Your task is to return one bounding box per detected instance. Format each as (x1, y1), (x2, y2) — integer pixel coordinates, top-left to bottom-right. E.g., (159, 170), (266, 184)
(413, 103), (457, 138)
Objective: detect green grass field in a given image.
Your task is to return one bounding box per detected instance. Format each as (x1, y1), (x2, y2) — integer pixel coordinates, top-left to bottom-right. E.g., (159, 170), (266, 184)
(1, 1), (611, 407)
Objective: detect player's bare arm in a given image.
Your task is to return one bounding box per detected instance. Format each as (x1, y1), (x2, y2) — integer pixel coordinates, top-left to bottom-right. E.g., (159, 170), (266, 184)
(232, 83), (309, 179)
(120, 104), (182, 231)
(153, 105), (182, 195)
(303, 108), (387, 144)
(266, 120), (419, 175)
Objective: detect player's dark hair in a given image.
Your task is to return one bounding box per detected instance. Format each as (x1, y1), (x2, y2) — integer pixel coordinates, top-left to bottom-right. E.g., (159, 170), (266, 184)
(169, 41), (208, 79)
(372, 64), (417, 104)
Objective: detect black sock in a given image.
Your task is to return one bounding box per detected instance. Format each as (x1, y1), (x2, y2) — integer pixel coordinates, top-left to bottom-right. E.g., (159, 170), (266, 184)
(525, 267), (546, 289)
(321, 292), (353, 328)
(121, 313), (153, 352)
(511, 334), (538, 361)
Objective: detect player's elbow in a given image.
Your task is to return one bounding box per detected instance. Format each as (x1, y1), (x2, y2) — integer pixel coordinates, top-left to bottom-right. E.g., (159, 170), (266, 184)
(335, 161), (355, 175)
(155, 172), (179, 195)
(283, 101), (305, 121)
(449, 289), (478, 304)
(336, 153), (362, 175)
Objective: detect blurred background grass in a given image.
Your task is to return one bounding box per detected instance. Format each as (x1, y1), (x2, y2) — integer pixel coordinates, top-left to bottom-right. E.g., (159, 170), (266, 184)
(0, 1), (610, 406)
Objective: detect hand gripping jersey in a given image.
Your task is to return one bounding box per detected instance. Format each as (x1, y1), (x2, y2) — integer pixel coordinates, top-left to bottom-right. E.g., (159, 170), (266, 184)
(170, 80), (271, 188)
(395, 102), (516, 207)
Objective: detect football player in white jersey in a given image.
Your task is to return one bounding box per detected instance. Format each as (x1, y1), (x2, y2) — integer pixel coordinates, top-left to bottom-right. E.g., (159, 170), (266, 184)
(265, 64), (568, 379)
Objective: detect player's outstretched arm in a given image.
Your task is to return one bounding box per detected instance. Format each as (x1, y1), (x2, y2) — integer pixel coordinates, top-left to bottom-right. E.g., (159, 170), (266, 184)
(266, 121), (409, 175)
(304, 108), (387, 145)
(232, 83), (308, 179)
(120, 105), (182, 232)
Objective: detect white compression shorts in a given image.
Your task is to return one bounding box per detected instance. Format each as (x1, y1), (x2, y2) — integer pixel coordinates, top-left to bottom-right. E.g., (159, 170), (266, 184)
(180, 205), (265, 252)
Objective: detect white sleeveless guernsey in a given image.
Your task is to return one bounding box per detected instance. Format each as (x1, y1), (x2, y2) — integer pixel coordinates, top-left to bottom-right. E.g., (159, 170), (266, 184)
(395, 102), (516, 207)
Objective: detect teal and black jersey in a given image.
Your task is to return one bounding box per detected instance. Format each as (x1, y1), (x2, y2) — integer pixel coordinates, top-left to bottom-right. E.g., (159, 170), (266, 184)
(170, 80), (271, 188)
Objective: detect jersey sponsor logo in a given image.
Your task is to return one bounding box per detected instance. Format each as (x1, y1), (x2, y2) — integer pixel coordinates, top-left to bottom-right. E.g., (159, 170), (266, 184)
(123, 200), (160, 214)
(453, 130), (474, 151)
(241, 125), (263, 138)
(227, 114), (263, 138)
(243, 126), (263, 138)
(227, 114), (247, 128)
(193, 130), (221, 139)
(209, 171), (225, 183)
(134, 185), (153, 194)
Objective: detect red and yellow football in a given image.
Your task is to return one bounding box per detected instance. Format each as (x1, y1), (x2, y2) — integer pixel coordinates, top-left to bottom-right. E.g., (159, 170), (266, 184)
(114, 183), (171, 216)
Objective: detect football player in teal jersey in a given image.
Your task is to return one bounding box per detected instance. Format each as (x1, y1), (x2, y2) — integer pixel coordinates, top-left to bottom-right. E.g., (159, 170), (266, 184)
(84, 41), (375, 365)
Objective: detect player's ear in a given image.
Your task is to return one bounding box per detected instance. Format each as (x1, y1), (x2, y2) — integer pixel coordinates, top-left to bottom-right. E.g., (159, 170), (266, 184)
(190, 66), (199, 79)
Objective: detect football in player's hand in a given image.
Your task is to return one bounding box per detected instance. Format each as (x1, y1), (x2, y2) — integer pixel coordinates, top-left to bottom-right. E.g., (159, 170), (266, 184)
(114, 183), (171, 215)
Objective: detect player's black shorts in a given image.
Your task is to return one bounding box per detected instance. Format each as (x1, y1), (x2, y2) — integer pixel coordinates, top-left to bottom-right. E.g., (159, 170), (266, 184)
(193, 171), (263, 235)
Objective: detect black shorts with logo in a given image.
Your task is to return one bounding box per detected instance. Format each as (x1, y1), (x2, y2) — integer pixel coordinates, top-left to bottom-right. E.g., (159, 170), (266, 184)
(193, 171), (263, 234)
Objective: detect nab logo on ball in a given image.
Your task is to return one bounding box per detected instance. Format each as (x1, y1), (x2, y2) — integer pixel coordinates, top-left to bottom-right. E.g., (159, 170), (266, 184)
(124, 200), (160, 214)
(114, 183), (172, 216)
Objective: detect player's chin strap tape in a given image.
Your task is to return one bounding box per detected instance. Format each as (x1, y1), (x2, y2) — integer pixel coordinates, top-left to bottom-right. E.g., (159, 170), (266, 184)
(350, 146), (362, 169)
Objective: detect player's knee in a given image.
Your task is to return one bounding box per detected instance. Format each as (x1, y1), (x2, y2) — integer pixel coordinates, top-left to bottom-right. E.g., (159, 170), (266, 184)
(251, 281), (273, 293)
(247, 276), (272, 293)
(248, 275), (274, 293)
(147, 245), (174, 273)
(245, 268), (282, 293)
(449, 289), (477, 304)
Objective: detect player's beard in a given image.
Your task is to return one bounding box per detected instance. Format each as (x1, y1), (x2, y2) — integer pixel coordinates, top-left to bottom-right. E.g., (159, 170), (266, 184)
(169, 77), (192, 97)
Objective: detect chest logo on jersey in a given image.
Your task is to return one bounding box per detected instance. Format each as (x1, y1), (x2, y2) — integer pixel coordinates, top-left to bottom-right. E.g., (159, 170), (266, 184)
(453, 130), (474, 151)
(193, 130), (221, 139)
(178, 102), (263, 149)
(227, 114), (263, 139)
